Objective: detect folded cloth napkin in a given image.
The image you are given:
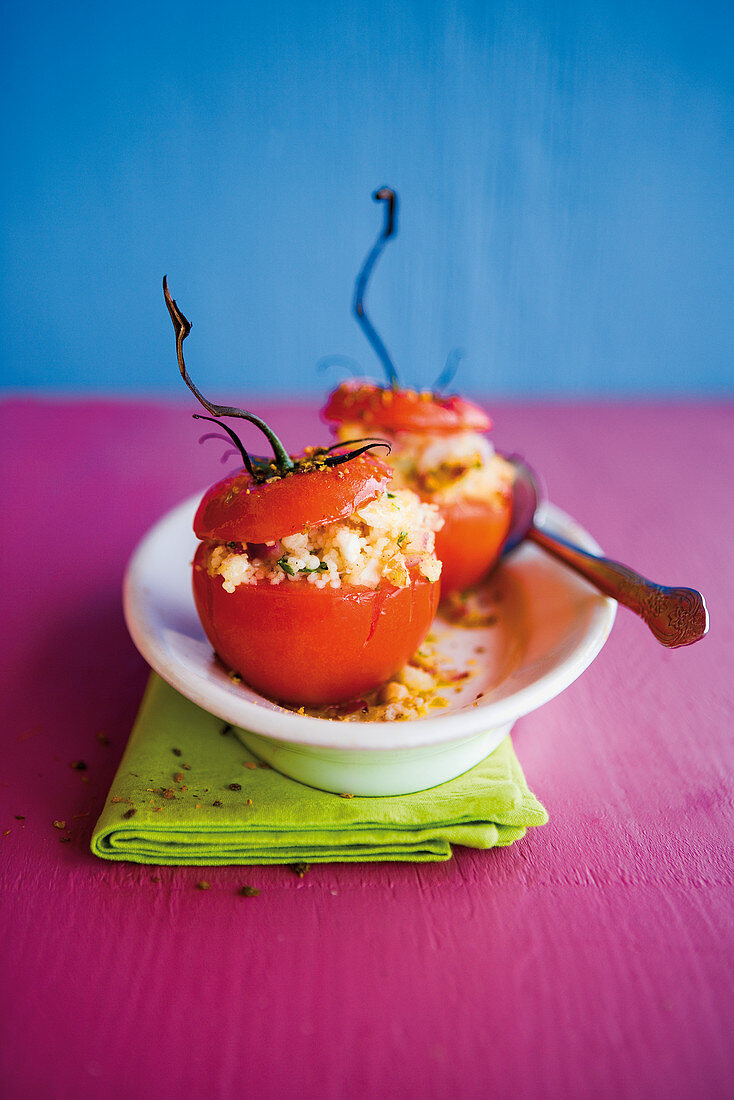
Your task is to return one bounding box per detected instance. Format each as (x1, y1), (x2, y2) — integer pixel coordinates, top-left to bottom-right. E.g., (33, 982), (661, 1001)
(91, 675), (547, 864)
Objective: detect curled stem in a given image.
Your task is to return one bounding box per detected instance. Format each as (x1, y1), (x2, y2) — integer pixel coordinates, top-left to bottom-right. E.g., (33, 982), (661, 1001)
(193, 415), (258, 478)
(353, 187), (399, 388)
(322, 440), (391, 467)
(163, 276), (295, 475)
(315, 354), (363, 378)
(434, 347), (465, 393)
(322, 436), (391, 453)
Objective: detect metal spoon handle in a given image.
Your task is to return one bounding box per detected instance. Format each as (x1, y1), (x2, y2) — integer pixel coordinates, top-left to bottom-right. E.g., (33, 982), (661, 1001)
(528, 526), (709, 648)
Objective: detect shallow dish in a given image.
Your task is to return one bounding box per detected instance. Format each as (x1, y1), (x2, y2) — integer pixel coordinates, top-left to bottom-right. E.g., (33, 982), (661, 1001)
(123, 493), (616, 795)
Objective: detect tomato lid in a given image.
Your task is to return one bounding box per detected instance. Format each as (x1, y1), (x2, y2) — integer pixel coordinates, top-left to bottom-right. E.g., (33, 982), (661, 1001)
(322, 381), (491, 435)
(194, 451), (392, 543)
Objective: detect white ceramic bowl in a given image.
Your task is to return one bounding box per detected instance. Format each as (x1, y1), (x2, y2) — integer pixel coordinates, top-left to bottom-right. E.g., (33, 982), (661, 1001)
(123, 493), (616, 794)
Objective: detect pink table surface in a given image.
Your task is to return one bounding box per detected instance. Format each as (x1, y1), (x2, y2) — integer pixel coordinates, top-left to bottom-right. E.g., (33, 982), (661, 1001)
(1, 396), (732, 1100)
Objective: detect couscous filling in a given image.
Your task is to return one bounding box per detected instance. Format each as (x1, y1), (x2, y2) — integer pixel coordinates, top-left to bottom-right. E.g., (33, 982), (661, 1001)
(204, 488), (443, 593)
(335, 426), (515, 505)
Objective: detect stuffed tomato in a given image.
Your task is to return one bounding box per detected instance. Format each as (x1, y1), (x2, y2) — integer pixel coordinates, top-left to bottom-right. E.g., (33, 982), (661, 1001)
(322, 186), (514, 597)
(323, 380), (513, 595)
(191, 455), (442, 704)
(163, 276), (442, 706)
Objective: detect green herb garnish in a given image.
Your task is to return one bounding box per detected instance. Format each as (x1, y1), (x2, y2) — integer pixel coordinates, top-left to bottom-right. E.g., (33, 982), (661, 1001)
(278, 556), (295, 576)
(300, 561), (328, 574)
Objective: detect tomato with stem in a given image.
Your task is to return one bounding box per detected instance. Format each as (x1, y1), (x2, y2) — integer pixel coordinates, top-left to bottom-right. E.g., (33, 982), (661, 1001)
(324, 382), (513, 595)
(322, 188), (514, 596)
(164, 277), (441, 704)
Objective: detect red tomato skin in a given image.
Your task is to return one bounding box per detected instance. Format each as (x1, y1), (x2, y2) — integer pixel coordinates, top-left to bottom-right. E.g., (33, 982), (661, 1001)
(434, 496), (512, 595)
(192, 543), (440, 705)
(194, 453), (391, 544)
(323, 382), (510, 594)
(322, 381), (491, 435)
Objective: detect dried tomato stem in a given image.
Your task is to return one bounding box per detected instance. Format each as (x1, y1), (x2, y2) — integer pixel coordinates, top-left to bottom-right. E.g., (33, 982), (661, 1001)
(353, 187), (399, 389)
(322, 441), (391, 467)
(434, 347), (465, 393)
(322, 437), (391, 454)
(163, 276), (295, 475)
(193, 415), (258, 478)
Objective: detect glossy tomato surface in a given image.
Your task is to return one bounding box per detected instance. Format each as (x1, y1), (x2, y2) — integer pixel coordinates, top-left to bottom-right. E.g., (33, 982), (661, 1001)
(323, 381), (491, 435)
(194, 452), (391, 544)
(192, 543), (440, 705)
(323, 381), (511, 594)
(433, 496), (513, 595)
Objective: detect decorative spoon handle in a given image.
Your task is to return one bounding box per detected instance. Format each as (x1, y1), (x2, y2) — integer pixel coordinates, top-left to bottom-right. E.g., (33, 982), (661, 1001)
(528, 526), (709, 648)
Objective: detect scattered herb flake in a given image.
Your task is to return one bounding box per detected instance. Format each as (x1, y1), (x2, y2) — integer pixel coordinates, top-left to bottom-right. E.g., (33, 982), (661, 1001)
(172, 748), (182, 757)
(238, 885), (260, 897)
(212, 800), (222, 807)
(70, 760), (87, 771)
(197, 881), (211, 891)
(228, 783), (242, 791)
(122, 808), (137, 819)
(291, 863), (310, 877)
(53, 820), (66, 830)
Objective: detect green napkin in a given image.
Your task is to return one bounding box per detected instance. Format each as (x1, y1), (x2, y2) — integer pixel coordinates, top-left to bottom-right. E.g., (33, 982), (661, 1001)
(91, 674), (547, 864)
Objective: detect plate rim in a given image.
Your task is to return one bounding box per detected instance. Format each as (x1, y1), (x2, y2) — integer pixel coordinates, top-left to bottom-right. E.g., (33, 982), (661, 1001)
(123, 492), (616, 750)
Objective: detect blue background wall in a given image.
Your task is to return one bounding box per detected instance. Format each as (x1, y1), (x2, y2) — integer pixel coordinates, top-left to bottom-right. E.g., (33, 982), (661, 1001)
(2, 0), (732, 396)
